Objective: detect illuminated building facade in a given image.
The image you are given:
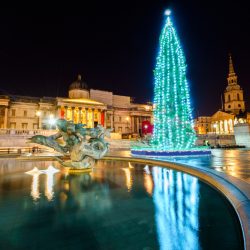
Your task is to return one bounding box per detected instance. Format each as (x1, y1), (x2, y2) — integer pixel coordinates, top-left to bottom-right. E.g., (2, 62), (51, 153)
(0, 75), (152, 136)
(195, 55), (247, 135)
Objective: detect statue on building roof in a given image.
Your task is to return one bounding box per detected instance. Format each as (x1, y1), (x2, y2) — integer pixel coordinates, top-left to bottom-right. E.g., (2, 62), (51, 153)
(69, 74), (88, 90)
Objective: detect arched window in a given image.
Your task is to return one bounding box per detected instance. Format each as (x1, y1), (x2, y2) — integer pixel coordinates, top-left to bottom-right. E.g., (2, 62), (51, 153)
(238, 104), (241, 108)
(228, 105), (231, 109)
(228, 95), (231, 102)
(237, 93), (240, 101)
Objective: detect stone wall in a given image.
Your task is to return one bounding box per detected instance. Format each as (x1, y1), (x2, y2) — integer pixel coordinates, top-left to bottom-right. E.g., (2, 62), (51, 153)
(0, 133), (130, 150)
(0, 132), (237, 149)
(234, 123), (250, 147)
(196, 134), (236, 146)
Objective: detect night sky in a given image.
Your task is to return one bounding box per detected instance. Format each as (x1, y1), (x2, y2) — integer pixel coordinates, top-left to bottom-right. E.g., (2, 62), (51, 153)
(0, 1), (249, 116)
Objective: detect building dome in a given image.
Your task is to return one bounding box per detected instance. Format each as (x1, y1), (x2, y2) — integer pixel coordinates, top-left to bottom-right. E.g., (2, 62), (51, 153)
(69, 74), (88, 90)
(69, 74), (90, 99)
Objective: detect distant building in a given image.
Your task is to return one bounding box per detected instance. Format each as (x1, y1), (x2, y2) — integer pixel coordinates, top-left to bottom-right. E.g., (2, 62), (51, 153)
(0, 75), (153, 137)
(195, 55), (247, 135)
(224, 55), (245, 114)
(194, 116), (211, 134)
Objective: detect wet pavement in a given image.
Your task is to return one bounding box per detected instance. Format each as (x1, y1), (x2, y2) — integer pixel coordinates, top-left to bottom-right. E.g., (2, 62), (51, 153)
(108, 149), (250, 184)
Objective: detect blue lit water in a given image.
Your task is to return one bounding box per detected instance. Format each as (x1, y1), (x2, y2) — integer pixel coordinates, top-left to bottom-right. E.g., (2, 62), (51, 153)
(0, 159), (243, 250)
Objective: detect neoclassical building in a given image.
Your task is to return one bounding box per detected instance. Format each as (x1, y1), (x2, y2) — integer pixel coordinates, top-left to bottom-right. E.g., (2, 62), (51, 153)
(0, 75), (152, 136)
(195, 55), (247, 135)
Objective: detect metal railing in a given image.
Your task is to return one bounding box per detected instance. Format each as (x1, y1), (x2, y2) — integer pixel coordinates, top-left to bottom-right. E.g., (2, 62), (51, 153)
(0, 147), (46, 155)
(0, 129), (57, 136)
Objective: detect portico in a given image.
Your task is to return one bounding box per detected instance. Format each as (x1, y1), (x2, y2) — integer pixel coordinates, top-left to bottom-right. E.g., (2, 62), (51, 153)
(56, 98), (107, 128)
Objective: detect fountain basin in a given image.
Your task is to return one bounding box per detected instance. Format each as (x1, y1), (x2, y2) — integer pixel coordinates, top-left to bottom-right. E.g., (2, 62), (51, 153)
(0, 157), (244, 249)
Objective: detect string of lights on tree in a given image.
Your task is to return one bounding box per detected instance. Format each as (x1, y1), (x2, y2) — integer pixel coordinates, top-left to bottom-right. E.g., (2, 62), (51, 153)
(151, 10), (196, 150)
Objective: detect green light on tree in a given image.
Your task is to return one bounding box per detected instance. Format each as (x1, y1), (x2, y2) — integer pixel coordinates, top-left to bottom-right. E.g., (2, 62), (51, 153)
(151, 10), (196, 150)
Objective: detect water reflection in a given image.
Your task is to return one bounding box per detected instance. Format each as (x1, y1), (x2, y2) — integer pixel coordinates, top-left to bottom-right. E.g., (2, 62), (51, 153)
(163, 149), (250, 183)
(26, 167), (41, 200)
(143, 165), (153, 196)
(25, 166), (59, 201)
(121, 167), (133, 192)
(152, 167), (199, 250)
(0, 160), (243, 249)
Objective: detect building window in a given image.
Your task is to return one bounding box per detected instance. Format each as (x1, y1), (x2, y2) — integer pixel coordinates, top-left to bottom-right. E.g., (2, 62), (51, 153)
(24, 110), (27, 117)
(10, 122), (16, 129)
(107, 114), (111, 121)
(237, 93), (240, 101)
(228, 105), (231, 109)
(22, 123), (28, 129)
(11, 109), (16, 116)
(228, 95), (231, 102)
(238, 104), (241, 108)
(33, 123), (38, 129)
(118, 127), (122, 133)
(119, 117), (122, 122)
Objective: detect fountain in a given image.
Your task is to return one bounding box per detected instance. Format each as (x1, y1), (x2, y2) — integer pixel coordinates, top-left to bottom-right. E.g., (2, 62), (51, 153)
(28, 119), (111, 170)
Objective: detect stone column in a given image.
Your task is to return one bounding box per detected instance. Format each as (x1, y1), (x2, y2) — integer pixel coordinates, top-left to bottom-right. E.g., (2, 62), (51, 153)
(85, 108), (89, 127)
(131, 116), (134, 133)
(111, 112), (114, 131)
(57, 106), (61, 119)
(104, 110), (107, 127)
(92, 109), (95, 128)
(98, 109), (102, 125)
(71, 107), (75, 122)
(38, 113), (42, 129)
(4, 107), (8, 129)
(65, 106), (68, 120)
(219, 120), (223, 134)
(136, 117), (140, 133)
(78, 108), (82, 123)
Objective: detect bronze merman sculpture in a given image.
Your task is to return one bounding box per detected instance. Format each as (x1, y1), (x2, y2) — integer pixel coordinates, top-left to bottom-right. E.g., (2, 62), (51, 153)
(29, 119), (112, 169)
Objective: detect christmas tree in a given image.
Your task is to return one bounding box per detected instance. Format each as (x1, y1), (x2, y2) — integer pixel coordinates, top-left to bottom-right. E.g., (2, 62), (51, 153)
(151, 10), (196, 150)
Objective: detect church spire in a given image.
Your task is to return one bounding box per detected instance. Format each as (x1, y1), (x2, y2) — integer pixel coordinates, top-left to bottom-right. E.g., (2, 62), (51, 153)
(229, 53), (235, 75)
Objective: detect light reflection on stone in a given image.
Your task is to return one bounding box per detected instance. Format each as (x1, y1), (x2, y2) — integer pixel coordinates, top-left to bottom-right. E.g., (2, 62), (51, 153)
(152, 167), (199, 250)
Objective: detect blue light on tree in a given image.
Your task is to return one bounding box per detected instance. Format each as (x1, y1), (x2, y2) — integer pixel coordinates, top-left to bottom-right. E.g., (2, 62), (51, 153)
(151, 10), (196, 150)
